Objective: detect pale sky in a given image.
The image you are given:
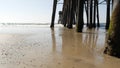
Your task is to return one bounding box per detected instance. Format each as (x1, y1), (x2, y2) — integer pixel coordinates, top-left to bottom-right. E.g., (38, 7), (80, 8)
(0, 0), (63, 23)
(0, 0), (111, 23)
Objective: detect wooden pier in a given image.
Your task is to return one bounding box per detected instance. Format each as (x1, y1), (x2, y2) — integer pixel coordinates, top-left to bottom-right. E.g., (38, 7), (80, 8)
(51, 0), (120, 58)
(51, 0), (112, 32)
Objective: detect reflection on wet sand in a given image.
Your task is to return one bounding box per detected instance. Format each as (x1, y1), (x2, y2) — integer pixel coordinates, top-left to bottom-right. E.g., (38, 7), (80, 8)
(0, 25), (120, 68)
(51, 28), (56, 52)
(51, 27), (120, 68)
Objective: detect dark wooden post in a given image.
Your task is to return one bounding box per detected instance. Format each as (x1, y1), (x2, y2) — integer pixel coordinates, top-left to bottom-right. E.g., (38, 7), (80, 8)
(105, 0), (111, 29)
(68, 0), (74, 29)
(104, 1), (120, 58)
(96, 0), (100, 27)
(89, 0), (93, 28)
(93, 0), (97, 28)
(76, 0), (84, 32)
(67, 0), (73, 29)
(62, 0), (68, 27)
(61, 0), (65, 26)
(85, 0), (89, 27)
(72, 0), (76, 25)
(66, 2), (70, 27)
(50, 0), (57, 28)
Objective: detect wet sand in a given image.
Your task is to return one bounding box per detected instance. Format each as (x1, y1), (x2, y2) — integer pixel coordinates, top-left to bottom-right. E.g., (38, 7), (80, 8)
(0, 25), (120, 68)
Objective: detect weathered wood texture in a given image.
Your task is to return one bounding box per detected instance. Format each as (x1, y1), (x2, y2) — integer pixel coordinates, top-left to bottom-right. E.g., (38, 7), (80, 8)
(104, 0), (120, 58)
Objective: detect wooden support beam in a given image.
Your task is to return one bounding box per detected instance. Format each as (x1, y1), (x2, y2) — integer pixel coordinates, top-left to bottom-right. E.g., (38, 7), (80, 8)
(50, 0), (57, 28)
(85, 0), (89, 27)
(89, 0), (93, 28)
(96, 0), (100, 27)
(105, 0), (111, 29)
(66, 0), (72, 28)
(67, 0), (74, 29)
(62, 0), (67, 27)
(104, 0), (120, 58)
(93, 0), (97, 28)
(76, 0), (84, 32)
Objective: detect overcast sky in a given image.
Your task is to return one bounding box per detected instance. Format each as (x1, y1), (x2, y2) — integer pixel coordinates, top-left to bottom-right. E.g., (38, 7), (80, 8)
(0, 0), (111, 23)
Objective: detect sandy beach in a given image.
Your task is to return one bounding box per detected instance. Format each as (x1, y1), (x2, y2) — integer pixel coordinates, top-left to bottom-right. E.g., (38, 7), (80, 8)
(0, 25), (120, 68)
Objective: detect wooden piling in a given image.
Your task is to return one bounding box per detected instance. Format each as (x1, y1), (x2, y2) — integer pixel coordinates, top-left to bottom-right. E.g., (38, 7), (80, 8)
(104, 1), (120, 58)
(54, 0), (111, 30)
(96, 0), (100, 27)
(93, 0), (97, 28)
(106, 0), (111, 29)
(50, 0), (57, 28)
(89, 0), (93, 28)
(76, 0), (84, 32)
